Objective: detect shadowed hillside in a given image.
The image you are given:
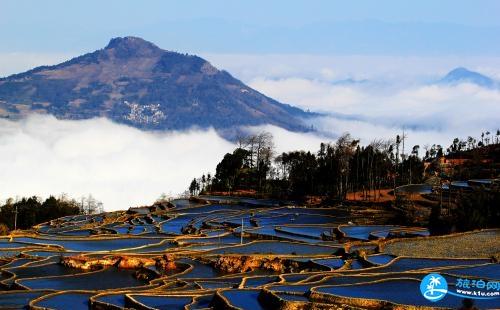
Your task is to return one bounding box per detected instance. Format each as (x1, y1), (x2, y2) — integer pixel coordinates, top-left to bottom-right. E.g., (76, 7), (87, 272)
(0, 37), (311, 132)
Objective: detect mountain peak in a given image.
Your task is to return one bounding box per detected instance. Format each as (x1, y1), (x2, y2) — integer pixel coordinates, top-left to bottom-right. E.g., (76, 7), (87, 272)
(440, 67), (495, 88)
(105, 36), (162, 57)
(0, 37), (310, 133)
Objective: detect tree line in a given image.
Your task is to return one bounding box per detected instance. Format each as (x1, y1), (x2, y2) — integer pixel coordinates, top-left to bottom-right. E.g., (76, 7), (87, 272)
(190, 129), (498, 199)
(189, 131), (426, 200)
(0, 194), (103, 234)
(423, 129), (500, 159)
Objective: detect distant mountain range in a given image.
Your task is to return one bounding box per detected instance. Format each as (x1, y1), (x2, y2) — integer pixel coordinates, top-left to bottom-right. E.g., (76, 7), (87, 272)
(439, 67), (497, 88)
(0, 37), (311, 132)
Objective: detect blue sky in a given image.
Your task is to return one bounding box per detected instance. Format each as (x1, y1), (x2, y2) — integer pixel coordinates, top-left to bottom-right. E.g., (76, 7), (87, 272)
(1, 0), (500, 55)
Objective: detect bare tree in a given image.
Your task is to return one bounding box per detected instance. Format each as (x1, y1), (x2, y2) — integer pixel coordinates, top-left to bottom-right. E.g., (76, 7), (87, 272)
(80, 194), (103, 214)
(336, 133), (358, 200)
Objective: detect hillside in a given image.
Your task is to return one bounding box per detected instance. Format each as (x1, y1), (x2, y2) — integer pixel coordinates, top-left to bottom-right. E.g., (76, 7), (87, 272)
(0, 37), (310, 131)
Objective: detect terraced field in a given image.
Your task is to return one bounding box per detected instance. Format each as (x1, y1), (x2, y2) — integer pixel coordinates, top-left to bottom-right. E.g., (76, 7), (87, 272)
(0, 197), (498, 309)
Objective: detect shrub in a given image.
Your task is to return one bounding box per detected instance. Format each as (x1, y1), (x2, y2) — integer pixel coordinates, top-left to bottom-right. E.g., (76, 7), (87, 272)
(0, 223), (9, 235)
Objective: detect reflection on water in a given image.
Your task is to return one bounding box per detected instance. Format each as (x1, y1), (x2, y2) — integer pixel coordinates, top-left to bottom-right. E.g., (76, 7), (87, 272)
(0, 197), (497, 309)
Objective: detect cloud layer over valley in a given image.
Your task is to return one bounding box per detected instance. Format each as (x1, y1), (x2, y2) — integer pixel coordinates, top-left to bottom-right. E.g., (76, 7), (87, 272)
(0, 116), (231, 210)
(250, 78), (500, 149)
(209, 54), (500, 151)
(1, 54), (499, 211)
(0, 115), (327, 211)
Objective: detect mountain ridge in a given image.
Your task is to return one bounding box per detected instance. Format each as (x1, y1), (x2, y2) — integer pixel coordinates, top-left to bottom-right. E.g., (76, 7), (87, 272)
(0, 36), (311, 132)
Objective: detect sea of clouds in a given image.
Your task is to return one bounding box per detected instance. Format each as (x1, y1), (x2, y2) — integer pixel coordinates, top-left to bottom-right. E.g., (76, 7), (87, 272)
(1, 54), (499, 210)
(0, 115), (326, 210)
(212, 54), (500, 151)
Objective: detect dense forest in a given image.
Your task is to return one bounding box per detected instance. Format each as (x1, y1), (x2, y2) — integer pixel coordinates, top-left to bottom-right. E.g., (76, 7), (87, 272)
(0, 194), (103, 234)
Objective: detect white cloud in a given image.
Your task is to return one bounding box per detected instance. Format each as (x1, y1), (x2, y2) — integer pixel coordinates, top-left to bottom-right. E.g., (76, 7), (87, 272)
(0, 115), (236, 211)
(0, 115), (330, 211)
(203, 53), (500, 84)
(249, 77), (366, 112)
(246, 74), (500, 151)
